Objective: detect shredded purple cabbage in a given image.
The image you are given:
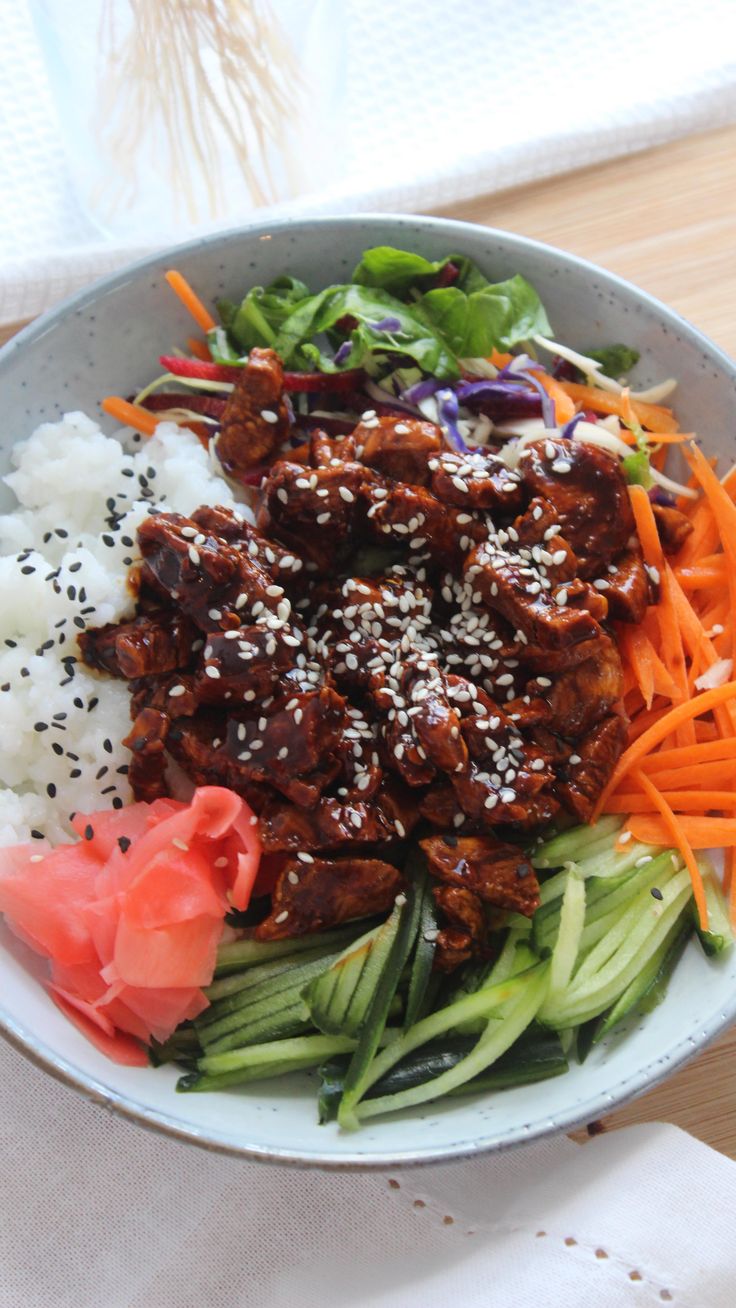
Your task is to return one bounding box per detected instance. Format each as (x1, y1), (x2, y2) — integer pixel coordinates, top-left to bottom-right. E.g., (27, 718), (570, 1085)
(513, 370), (556, 429)
(400, 377), (444, 405)
(334, 341), (352, 366)
(437, 388), (469, 453)
(648, 486), (676, 507)
(369, 316), (403, 333)
(496, 353), (544, 379)
(454, 378), (542, 423)
(560, 412), (585, 440)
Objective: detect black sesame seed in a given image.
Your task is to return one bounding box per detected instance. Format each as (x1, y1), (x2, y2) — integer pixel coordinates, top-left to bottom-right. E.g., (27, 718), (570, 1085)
(41, 639), (54, 652)
(88, 697), (99, 712)
(59, 675), (73, 685)
(95, 766), (108, 780)
(55, 528), (68, 538)
(52, 712), (67, 721)
(20, 565), (35, 575)
(112, 797), (124, 810)
(4, 639), (17, 649)
(51, 742), (64, 756)
(106, 497), (117, 512)
(650, 887), (664, 901)
(68, 562), (82, 573)
(101, 785), (116, 795)
(84, 824), (94, 841)
(33, 722), (48, 733)
(43, 532), (52, 544)
(73, 697), (84, 709)
(46, 783), (56, 798)
(121, 536), (134, 547)
(66, 751), (79, 761)
(116, 764), (129, 775)
(73, 617), (86, 630)
(118, 836), (131, 853)
(122, 556), (133, 566)
(103, 738), (113, 754)
(79, 587), (87, 602)
(0, 683), (9, 693)
(122, 468), (134, 477)
(67, 586), (76, 600)
(58, 634), (66, 646)
(30, 830), (45, 840)
(69, 768), (82, 779)
(102, 535), (115, 547)
(55, 619), (66, 628)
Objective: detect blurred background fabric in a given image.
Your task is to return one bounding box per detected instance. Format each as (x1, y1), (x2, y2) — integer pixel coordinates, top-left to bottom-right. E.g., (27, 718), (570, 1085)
(1, 0), (736, 318)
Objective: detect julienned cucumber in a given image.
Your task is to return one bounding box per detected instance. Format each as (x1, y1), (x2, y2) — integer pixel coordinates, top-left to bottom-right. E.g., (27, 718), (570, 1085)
(164, 818), (729, 1127)
(695, 859), (733, 957)
(317, 1025), (568, 1122)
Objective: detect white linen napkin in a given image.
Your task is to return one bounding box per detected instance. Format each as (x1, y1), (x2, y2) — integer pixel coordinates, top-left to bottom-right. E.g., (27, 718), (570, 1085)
(1, 1035), (734, 1308)
(2, 0), (736, 325)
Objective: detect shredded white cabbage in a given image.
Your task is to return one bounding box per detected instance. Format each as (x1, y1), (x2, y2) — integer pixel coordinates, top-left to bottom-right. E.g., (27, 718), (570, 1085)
(533, 334), (676, 402)
(695, 658), (733, 691)
(458, 358), (498, 379)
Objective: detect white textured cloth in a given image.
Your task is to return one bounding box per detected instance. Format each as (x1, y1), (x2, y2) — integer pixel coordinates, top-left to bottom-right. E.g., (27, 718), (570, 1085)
(1, 1036), (735, 1307)
(2, 0), (736, 323)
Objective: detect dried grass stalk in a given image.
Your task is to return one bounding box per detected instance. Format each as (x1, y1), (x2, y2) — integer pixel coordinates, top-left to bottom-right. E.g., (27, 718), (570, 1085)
(95, 0), (300, 221)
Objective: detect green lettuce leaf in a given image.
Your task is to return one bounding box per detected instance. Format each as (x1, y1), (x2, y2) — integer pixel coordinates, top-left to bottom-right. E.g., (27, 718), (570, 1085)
(587, 344), (640, 379)
(416, 275), (551, 356)
(218, 275), (311, 353)
(622, 449), (653, 488)
(273, 284), (460, 379)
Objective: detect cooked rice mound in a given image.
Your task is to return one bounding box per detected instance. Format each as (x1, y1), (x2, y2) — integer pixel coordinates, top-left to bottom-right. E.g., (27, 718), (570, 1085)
(0, 412), (240, 846)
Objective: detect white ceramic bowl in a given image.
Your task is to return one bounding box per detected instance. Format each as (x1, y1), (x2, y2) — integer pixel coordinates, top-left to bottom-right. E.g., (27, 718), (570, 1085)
(2, 214), (736, 1168)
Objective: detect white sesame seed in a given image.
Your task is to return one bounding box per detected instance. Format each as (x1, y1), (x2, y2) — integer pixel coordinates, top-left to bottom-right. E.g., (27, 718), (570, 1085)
(317, 512), (331, 524)
(555, 589), (568, 606)
(172, 838), (189, 851)
(635, 855), (653, 866)
(277, 488), (288, 504)
(619, 830), (632, 844)
(536, 676), (552, 688)
(569, 753), (581, 765)
(339, 486), (355, 503)
(214, 856), (229, 867)
(552, 550), (567, 566)
(188, 545), (200, 565)
(274, 911), (289, 924)
(551, 459), (572, 474)
(484, 794), (498, 809)
(593, 578), (610, 590)
(204, 665), (221, 679)
(29, 854), (44, 863)
(297, 852), (314, 863)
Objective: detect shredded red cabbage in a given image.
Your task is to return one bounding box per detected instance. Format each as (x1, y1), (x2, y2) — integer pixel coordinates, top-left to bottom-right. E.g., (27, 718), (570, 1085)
(437, 388), (469, 452)
(400, 377), (444, 405)
(560, 412), (585, 440)
(369, 317), (403, 333)
(455, 378), (543, 423)
(333, 341), (352, 366)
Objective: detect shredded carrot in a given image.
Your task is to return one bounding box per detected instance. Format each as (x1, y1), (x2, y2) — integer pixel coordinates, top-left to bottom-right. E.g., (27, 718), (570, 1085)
(187, 336), (212, 362)
(642, 738), (736, 771)
(626, 814), (736, 850)
(729, 848), (736, 927)
(489, 349), (513, 368)
(605, 789), (736, 813)
(592, 681), (736, 819)
(101, 397), (159, 439)
(164, 270), (216, 333)
(556, 380), (679, 433)
(531, 371), (576, 425)
(637, 760), (736, 790)
(631, 770), (707, 927)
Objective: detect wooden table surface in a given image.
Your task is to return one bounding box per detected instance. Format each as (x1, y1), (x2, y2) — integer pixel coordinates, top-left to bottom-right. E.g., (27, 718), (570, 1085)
(3, 124), (736, 1155)
(438, 124), (736, 1158)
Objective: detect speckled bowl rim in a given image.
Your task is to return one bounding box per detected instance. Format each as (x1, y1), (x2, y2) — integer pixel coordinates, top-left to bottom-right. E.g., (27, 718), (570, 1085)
(2, 211), (736, 1170)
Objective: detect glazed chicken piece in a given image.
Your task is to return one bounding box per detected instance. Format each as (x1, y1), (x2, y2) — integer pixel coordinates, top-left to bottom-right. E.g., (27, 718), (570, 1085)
(258, 457), (369, 572)
(192, 625), (300, 704)
(79, 611), (196, 679)
(652, 503), (694, 555)
(465, 538), (601, 650)
(257, 777), (417, 852)
(356, 415), (442, 486)
(191, 505), (306, 587)
(420, 833), (540, 915)
(555, 714), (628, 821)
(432, 883), (488, 972)
(428, 449), (524, 513)
(519, 436), (635, 575)
(123, 707), (170, 801)
(223, 687), (346, 807)
(254, 856), (403, 939)
(360, 479), (486, 567)
(602, 547), (651, 623)
(308, 430), (358, 467)
(215, 347), (291, 477)
(539, 633), (624, 736)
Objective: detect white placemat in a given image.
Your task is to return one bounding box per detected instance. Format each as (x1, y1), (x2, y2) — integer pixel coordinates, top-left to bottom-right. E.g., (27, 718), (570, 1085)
(2, 0), (736, 323)
(1, 1037), (734, 1307)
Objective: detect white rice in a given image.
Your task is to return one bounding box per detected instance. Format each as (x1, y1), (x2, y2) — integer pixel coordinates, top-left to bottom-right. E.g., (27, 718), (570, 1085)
(0, 412), (243, 847)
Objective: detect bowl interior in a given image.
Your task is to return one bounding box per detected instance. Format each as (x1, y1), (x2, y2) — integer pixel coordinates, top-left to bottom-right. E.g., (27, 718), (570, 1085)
(2, 213), (736, 1166)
